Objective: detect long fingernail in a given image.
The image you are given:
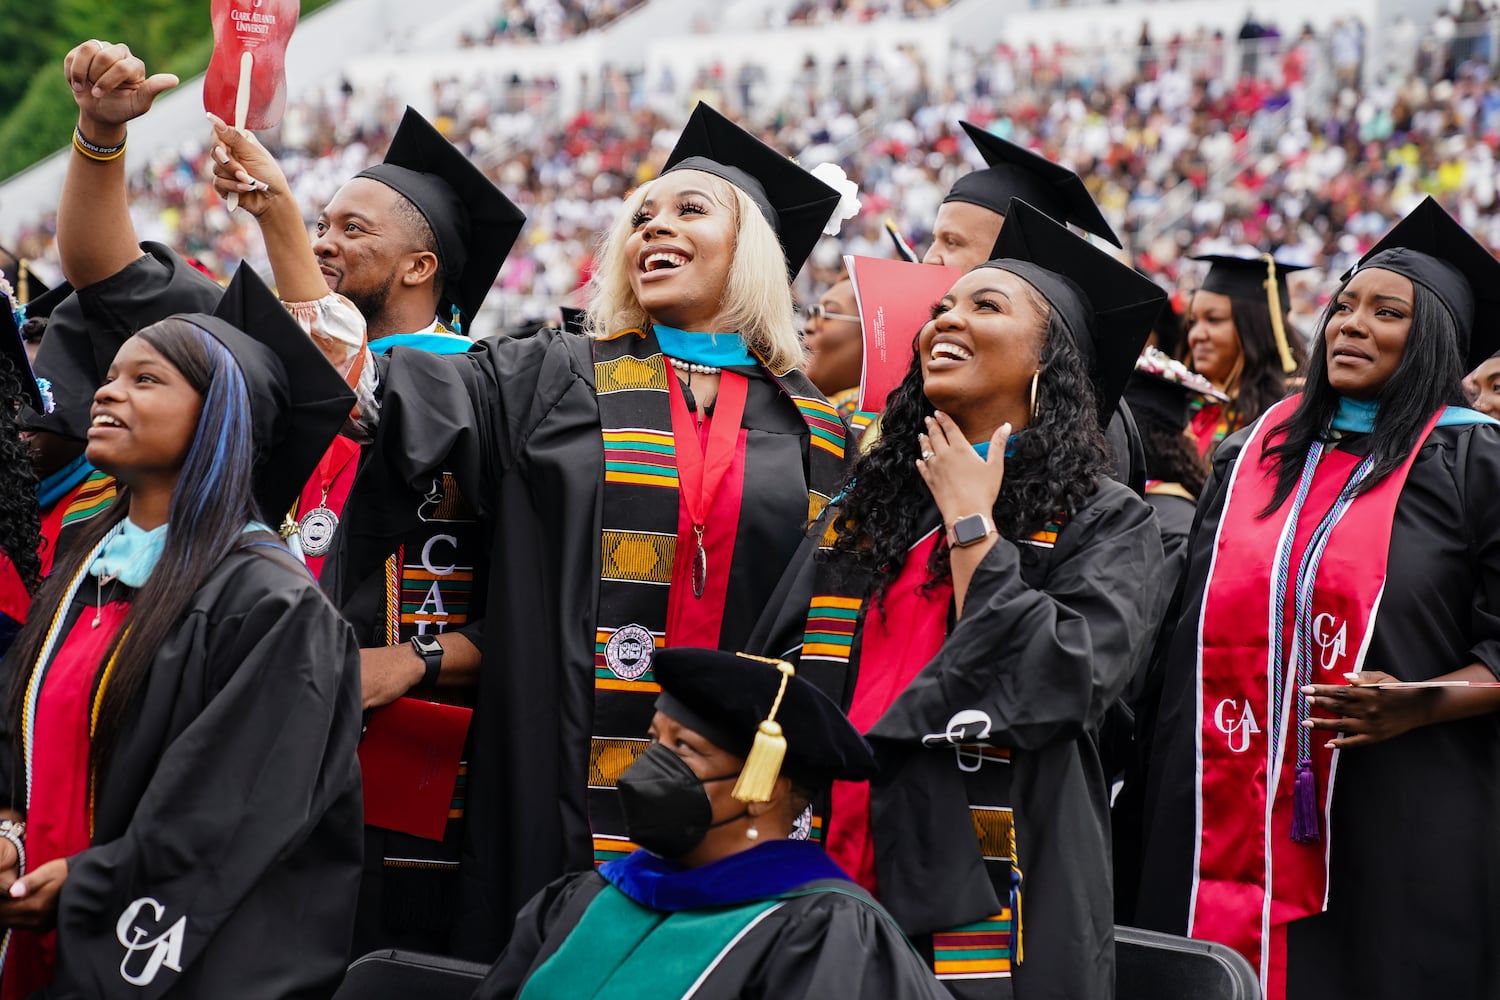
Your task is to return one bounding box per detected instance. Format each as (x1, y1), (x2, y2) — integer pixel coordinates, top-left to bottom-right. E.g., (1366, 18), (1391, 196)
(1300, 720), (1313, 728)
(1300, 685), (1314, 694)
(1324, 741), (1337, 749)
(214, 146), (229, 164)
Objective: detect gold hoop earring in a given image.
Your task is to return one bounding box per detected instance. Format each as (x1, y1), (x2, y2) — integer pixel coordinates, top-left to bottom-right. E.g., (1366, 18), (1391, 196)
(1029, 369), (1041, 421)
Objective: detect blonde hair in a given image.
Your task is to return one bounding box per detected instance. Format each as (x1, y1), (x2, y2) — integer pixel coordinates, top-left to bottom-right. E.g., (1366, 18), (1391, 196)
(586, 173), (805, 374)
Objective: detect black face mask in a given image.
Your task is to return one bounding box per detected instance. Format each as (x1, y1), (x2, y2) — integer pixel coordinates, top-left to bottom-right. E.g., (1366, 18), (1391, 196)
(617, 743), (745, 859)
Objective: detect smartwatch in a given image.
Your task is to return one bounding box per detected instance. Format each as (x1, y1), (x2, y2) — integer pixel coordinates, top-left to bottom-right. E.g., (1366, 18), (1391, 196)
(410, 635), (443, 687)
(946, 513), (997, 548)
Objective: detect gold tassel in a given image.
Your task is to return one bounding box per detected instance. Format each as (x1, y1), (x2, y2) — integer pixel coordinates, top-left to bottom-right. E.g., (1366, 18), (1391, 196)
(1262, 253), (1298, 375)
(732, 654), (795, 803)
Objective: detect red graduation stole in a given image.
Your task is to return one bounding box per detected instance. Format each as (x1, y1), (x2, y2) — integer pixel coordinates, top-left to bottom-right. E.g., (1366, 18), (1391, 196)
(1190, 397), (1440, 994)
(827, 528), (948, 894)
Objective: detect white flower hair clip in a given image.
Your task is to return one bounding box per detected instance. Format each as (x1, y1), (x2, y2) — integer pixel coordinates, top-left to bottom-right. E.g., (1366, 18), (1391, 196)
(810, 161), (862, 237)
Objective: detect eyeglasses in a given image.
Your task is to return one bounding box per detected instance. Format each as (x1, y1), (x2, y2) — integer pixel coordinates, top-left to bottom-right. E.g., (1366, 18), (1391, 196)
(803, 303), (861, 323)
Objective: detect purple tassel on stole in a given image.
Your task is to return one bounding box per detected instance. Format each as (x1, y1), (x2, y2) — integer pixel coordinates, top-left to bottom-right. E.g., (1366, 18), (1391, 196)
(1290, 762), (1320, 843)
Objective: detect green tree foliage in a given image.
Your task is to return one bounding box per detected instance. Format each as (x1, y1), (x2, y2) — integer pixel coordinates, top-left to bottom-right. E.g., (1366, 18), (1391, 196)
(0, 0), (333, 180)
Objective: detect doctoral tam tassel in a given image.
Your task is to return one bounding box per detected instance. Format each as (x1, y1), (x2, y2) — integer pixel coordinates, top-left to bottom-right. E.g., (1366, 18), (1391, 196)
(732, 655), (795, 803)
(1290, 761), (1320, 843)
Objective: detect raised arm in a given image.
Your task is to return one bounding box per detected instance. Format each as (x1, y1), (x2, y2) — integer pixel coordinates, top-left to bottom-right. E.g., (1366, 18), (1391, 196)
(56, 40), (178, 288)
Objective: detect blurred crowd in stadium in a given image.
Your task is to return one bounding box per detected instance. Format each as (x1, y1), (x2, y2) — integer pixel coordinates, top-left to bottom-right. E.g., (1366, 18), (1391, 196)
(7, 2), (1500, 338)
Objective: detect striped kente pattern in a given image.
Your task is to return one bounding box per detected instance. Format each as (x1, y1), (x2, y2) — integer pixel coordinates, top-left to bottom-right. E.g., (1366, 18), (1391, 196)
(593, 628), (664, 692)
(602, 429), (678, 488)
(61, 470), (116, 526)
(593, 834), (639, 866)
(932, 911), (1014, 979)
(792, 396), (848, 460)
(801, 595), (862, 663)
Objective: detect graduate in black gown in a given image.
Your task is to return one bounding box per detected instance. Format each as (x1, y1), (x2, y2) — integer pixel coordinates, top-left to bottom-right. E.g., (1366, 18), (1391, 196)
(0, 295), (43, 655)
(475, 648), (950, 1000)
(1135, 197), (1500, 1000)
(751, 201), (1167, 1000)
(207, 101), (527, 956)
(219, 102), (856, 958)
(922, 121), (1148, 495)
(0, 267), (361, 998)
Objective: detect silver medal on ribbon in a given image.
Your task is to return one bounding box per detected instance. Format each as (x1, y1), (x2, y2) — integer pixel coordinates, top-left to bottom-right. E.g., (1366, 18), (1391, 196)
(297, 506), (339, 557)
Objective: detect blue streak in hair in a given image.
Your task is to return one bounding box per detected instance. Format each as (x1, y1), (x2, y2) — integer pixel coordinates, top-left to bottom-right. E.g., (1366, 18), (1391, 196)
(168, 329), (258, 558)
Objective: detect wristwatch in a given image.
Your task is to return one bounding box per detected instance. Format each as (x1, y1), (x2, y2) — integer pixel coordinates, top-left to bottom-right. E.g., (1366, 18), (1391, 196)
(410, 635), (443, 687)
(946, 513), (997, 548)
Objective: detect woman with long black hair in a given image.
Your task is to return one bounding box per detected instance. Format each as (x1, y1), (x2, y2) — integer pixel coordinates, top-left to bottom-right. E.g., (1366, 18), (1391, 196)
(752, 200), (1167, 999)
(1184, 255), (1308, 457)
(0, 269), (361, 998)
(0, 298), (42, 655)
(1136, 197), (1500, 1000)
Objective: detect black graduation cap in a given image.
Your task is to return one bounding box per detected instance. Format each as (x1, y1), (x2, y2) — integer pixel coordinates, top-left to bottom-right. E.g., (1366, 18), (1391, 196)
(1192, 253), (1309, 308)
(24, 244), (221, 441)
(652, 648), (877, 790)
(662, 103), (841, 280)
(356, 107), (527, 333)
(178, 266), (356, 522)
(984, 199), (1167, 425)
(946, 121), (1121, 249)
(1124, 346), (1228, 432)
(1344, 196), (1500, 370)
(1, 293), (44, 414)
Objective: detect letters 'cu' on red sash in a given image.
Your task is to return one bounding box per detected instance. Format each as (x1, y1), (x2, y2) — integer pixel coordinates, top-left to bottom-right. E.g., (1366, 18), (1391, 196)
(1189, 396), (1440, 997)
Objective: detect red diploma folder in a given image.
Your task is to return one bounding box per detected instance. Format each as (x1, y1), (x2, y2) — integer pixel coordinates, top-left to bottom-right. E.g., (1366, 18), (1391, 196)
(358, 697), (473, 841)
(845, 255), (962, 414)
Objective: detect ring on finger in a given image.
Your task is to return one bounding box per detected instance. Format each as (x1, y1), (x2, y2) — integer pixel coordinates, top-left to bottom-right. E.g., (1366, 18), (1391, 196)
(920, 450), (935, 461)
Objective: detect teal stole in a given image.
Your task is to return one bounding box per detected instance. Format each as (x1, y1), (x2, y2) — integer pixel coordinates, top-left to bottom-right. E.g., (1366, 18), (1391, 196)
(518, 880), (880, 998)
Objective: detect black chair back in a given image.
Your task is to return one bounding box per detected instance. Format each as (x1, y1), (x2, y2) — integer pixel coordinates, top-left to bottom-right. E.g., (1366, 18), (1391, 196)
(333, 949), (491, 1000)
(1116, 925), (1261, 1000)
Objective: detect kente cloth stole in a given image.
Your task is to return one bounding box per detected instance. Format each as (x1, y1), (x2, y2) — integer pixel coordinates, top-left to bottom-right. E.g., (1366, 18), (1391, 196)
(1190, 397), (1439, 993)
(379, 471), (480, 647)
(39, 470), (117, 578)
(587, 328), (847, 859)
(1189, 398), (1233, 458)
(807, 514), (1038, 976)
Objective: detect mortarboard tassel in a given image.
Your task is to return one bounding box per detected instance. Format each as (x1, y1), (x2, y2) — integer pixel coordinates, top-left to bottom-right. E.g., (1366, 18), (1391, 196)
(450, 305), (462, 335)
(732, 654), (795, 804)
(1262, 253), (1298, 375)
(1290, 760), (1320, 843)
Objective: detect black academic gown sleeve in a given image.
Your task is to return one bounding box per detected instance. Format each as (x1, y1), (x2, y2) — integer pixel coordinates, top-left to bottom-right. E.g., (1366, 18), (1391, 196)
(470, 873), (606, 1000)
(870, 479), (1165, 750)
(45, 547), (363, 999)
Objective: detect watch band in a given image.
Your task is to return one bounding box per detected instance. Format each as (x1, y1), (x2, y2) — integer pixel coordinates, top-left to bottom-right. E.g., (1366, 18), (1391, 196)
(410, 636), (443, 687)
(946, 513), (997, 548)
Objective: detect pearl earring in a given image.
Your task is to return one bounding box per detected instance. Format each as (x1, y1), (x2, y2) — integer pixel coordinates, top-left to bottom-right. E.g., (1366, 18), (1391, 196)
(746, 824), (759, 842)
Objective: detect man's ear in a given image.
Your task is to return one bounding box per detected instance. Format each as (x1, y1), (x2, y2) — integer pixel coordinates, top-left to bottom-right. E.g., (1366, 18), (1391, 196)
(401, 250), (441, 288)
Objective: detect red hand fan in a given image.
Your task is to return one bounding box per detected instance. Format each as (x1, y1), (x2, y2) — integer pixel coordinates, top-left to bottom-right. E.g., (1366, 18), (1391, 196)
(203, 0), (300, 132)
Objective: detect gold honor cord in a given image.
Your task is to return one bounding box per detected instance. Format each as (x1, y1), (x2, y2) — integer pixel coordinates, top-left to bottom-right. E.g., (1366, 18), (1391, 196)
(1263, 253), (1298, 375)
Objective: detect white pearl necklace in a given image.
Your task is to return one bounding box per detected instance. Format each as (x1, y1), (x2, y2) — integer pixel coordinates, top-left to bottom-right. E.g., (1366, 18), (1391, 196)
(667, 356), (722, 375)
